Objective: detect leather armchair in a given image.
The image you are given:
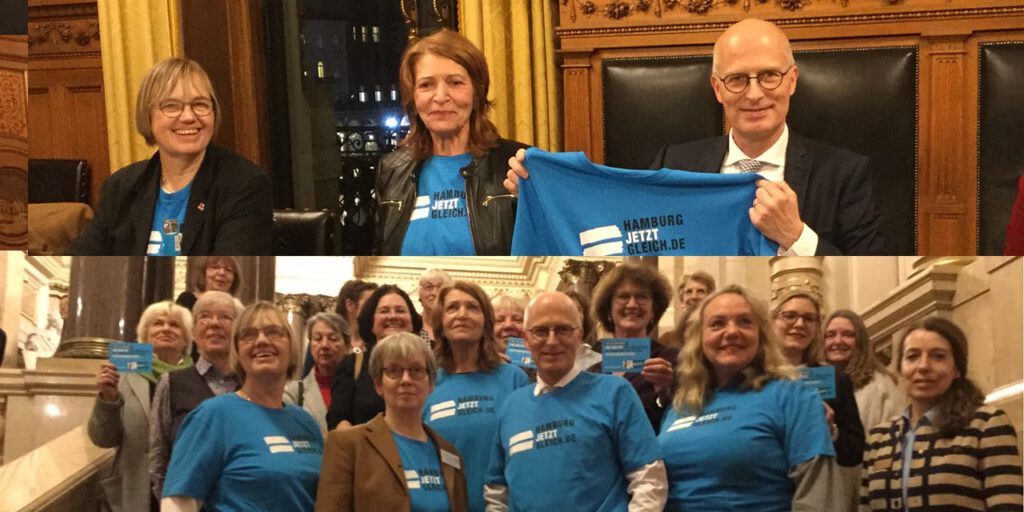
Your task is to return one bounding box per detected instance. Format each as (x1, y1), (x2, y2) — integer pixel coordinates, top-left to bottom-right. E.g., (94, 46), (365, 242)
(978, 41), (1024, 255)
(272, 208), (336, 255)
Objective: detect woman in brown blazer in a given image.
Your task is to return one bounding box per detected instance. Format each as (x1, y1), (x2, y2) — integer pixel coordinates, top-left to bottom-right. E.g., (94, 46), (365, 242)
(316, 332), (468, 512)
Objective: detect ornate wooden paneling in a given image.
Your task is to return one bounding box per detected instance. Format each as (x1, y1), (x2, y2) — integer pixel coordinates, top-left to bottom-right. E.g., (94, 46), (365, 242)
(27, 0), (108, 208)
(180, 0), (270, 169)
(0, 36), (28, 249)
(557, 0), (1024, 255)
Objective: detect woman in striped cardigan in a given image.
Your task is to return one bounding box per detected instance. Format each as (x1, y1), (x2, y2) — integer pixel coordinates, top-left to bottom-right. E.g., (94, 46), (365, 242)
(861, 317), (1023, 511)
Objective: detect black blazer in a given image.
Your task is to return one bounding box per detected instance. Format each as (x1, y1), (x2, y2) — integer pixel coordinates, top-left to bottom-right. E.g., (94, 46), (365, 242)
(66, 145), (273, 255)
(650, 133), (888, 255)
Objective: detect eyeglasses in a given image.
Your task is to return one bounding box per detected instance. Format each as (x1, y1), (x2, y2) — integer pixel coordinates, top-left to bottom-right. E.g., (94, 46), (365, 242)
(527, 325), (580, 340)
(715, 66), (794, 94)
(238, 326), (289, 343)
(776, 311), (820, 325)
(196, 312), (235, 325)
(207, 263), (233, 273)
(157, 99), (214, 118)
(382, 365), (428, 381)
(614, 292), (651, 305)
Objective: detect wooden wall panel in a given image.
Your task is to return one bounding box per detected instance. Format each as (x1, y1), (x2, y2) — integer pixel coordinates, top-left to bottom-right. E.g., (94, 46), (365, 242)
(0, 36), (28, 249)
(180, 0), (270, 169)
(556, 0), (1024, 255)
(27, 0), (107, 207)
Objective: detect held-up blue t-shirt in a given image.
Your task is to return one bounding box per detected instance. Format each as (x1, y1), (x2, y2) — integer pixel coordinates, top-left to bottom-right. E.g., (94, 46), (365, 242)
(163, 393), (324, 511)
(485, 372), (662, 512)
(148, 182), (191, 255)
(657, 378), (835, 512)
(423, 364), (530, 512)
(392, 432), (452, 512)
(511, 148), (777, 256)
(401, 153), (475, 255)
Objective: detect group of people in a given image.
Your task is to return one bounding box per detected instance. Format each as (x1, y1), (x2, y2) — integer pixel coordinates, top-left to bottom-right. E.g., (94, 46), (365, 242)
(87, 262), (1023, 511)
(80, 16), (1024, 256)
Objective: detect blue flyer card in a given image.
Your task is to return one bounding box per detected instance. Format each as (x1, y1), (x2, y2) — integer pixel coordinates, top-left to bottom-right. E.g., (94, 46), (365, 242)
(799, 366), (837, 400)
(108, 342), (153, 373)
(601, 338), (650, 373)
(506, 337), (535, 369)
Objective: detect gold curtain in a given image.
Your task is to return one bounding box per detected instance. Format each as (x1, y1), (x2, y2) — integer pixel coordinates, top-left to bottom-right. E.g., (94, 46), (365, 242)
(97, 0), (182, 171)
(460, 0), (560, 151)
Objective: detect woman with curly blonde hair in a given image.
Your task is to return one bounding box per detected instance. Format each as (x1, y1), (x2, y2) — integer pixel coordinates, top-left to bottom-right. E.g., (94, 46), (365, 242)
(657, 285), (836, 511)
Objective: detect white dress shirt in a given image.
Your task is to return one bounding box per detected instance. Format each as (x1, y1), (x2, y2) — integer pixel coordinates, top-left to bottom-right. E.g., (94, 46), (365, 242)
(721, 124), (819, 255)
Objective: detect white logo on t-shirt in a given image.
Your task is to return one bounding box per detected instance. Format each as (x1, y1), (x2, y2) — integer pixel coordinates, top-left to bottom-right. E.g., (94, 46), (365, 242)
(579, 225), (623, 256)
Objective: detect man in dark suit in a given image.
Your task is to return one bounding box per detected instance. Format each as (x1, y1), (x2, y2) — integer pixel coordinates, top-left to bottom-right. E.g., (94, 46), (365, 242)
(505, 19), (887, 255)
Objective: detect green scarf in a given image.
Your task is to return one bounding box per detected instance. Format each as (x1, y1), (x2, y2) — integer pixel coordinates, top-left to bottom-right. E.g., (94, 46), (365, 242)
(141, 355), (193, 384)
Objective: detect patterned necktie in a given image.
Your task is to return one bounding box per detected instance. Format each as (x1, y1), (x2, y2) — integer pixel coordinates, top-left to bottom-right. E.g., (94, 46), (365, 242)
(735, 159), (764, 172)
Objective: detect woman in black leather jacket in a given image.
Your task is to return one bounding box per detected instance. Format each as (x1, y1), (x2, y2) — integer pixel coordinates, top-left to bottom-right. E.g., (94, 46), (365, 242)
(375, 30), (528, 255)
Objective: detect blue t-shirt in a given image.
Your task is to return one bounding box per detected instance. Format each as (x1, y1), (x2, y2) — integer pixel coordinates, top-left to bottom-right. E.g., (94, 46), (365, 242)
(401, 153), (475, 255)
(392, 432), (451, 512)
(485, 372), (662, 512)
(148, 182), (192, 255)
(511, 148), (778, 256)
(657, 378), (835, 512)
(423, 364), (530, 512)
(163, 393), (324, 512)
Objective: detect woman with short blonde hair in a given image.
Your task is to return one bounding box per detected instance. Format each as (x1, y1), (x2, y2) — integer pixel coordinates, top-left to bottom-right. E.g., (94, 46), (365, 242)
(162, 302), (323, 511)
(67, 57), (271, 255)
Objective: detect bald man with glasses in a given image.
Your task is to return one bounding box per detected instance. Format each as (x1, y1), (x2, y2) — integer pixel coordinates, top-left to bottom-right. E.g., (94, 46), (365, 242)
(506, 19), (887, 256)
(483, 291), (667, 512)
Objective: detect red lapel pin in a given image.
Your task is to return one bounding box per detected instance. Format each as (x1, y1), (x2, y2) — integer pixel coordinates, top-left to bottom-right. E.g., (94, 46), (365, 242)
(198, 202), (206, 211)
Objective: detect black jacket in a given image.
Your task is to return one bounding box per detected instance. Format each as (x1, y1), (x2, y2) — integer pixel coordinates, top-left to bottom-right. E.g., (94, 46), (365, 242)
(66, 145), (273, 255)
(650, 133), (888, 255)
(374, 138), (529, 255)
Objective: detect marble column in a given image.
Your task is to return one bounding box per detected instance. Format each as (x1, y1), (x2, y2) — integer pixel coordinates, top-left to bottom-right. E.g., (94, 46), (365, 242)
(0, 36), (28, 250)
(58, 257), (175, 357)
(769, 256), (825, 310)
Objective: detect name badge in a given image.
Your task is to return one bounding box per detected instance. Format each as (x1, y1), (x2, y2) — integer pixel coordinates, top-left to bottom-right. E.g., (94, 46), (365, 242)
(506, 337), (535, 369)
(108, 341), (153, 373)
(440, 449), (461, 470)
(798, 366), (837, 400)
(601, 338), (650, 373)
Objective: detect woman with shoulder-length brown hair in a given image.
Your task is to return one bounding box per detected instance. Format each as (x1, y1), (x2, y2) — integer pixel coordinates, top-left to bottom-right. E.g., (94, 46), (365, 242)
(66, 57), (272, 256)
(823, 309), (904, 432)
(861, 317), (1023, 512)
(421, 281), (529, 512)
(375, 29), (529, 256)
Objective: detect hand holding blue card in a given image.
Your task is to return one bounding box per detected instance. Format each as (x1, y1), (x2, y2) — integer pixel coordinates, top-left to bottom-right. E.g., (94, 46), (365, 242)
(601, 338), (650, 373)
(506, 337), (536, 369)
(799, 366), (837, 400)
(108, 341), (153, 373)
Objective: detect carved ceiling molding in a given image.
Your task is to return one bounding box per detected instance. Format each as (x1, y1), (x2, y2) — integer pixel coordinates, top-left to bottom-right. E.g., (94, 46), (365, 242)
(28, 1), (100, 57)
(28, 2), (98, 22)
(355, 257), (555, 288)
(557, 4), (1020, 37)
(28, 20), (100, 56)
